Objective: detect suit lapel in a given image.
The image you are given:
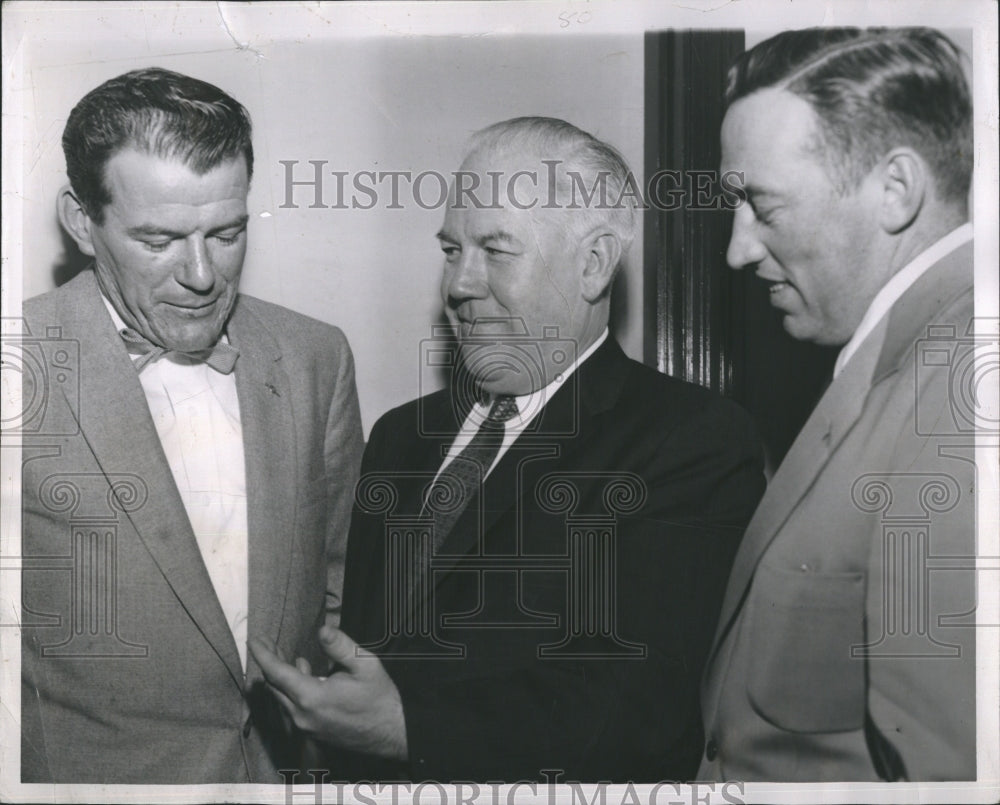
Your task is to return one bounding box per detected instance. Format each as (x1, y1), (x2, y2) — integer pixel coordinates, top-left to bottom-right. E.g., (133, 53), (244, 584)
(431, 336), (627, 568)
(226, 300), (297, 678)
(417, 390), (465, 478)
(711, 326), (883, 643)
(709, 242), (975, 661)
(56, 272), (244, 684)
(871, 241), (973, 383)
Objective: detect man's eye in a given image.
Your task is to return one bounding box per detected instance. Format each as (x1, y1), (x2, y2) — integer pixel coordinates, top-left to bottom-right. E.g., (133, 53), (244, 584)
(484, 247), (508, 257)
(143, 241), (171, 253)
(441, 246), (460, 260)
(749, 202), (774, 225)
(214, 232), (242, 246)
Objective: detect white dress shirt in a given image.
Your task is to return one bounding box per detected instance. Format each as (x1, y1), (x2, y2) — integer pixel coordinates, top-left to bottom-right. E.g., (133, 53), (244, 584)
(436, 328), (609, 481)
(103, 298), (250, 671)
(834, 222), (973, 379)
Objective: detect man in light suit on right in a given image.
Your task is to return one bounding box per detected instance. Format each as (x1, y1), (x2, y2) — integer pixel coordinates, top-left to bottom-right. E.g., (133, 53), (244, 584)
(700, 28), (981, 781)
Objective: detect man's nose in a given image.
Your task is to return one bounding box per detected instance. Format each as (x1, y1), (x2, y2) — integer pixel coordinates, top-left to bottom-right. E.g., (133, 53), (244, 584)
(726, 204), (768, 270)
(177, 236), (215, 292)
(444, 250), (488, 304)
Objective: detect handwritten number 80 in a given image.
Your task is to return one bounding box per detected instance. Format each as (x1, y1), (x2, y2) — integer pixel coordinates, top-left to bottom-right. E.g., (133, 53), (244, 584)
(559, 10), (592, 28)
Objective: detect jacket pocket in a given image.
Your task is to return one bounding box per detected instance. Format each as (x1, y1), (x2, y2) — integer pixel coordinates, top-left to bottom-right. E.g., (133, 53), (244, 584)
(746, 561), (866, 733)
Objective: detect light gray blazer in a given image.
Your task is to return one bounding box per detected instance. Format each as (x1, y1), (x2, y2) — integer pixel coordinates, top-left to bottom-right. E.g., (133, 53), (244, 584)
(20, 269), (364, 783)
(699, 243), (977, 781)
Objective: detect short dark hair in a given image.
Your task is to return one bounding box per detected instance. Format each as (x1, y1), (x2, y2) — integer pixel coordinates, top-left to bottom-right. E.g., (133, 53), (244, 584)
(725, 28), (972, 203)
(62, 67), (254, 223)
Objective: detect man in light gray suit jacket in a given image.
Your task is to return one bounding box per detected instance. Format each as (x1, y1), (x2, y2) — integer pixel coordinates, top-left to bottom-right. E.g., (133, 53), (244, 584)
(699, 28), (981, 781)
(19, 68), (364, 783)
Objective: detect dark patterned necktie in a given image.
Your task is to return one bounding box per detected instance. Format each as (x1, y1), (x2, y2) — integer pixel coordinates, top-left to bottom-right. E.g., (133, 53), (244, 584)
(120, 327), (239, 374)
(427, 395), (519, 551)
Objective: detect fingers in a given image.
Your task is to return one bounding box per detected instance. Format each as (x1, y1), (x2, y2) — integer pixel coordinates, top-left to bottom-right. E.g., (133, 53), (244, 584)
(268, 680), (299, 720)
(249, 638), (313, 705)
(248, 634), (405, 755)
(318, 626), (367, 671)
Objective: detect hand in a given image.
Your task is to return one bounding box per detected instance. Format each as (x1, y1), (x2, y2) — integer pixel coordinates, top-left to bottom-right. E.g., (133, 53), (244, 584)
(249, 626), (408, 761)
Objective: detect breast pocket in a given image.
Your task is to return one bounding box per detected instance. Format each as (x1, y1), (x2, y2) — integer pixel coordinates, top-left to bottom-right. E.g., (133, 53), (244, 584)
(746, 561), (867, 733)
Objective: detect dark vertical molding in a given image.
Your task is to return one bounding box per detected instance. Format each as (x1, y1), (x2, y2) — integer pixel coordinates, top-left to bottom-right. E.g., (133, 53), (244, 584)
(644, 29), (839, 469)
(643, 31), (665, 373)
(643, 30), (745, 396)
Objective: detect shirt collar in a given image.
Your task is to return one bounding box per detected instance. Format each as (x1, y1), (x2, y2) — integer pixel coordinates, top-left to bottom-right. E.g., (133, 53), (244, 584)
(833, 222), (973, 379)
(101, 294), (130, 333)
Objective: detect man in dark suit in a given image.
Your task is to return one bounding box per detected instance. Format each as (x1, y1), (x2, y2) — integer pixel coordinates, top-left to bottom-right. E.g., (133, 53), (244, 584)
(699, 28), (980, 781)
(253, 117), (765, 782)
(19, 68), (364, 782)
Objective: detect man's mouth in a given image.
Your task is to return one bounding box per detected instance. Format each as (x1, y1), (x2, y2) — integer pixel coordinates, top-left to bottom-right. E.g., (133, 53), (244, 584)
(165, 299), (220, 317)
(166, 298), (218, 309)
(756, 271), (791, 294)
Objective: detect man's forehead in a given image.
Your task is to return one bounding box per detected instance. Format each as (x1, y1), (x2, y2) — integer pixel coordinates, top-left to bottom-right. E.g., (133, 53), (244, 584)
(445, 148), (566, 233)
(100, 150), (250, 236)
(721, 88), (822, 167)
(104, 148), (250, 204)
(439, 202), (533, 243)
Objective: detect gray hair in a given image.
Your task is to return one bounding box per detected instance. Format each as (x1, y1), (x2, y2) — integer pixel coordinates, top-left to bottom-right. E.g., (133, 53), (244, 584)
(467, 116), (638, 254)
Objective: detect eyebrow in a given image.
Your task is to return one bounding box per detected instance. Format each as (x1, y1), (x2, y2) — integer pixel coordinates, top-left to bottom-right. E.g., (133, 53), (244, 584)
(206, 215), (249, 235)
(126, 215), (249, 238)
(477, 230), (519, 247)
(126, 225), (186, 238)
(435, 229), (521, 248)
(742, 183), (783, 202)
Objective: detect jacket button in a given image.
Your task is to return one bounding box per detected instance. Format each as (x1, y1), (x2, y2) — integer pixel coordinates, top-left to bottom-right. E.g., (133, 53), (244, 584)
(705, 738), (718, 761)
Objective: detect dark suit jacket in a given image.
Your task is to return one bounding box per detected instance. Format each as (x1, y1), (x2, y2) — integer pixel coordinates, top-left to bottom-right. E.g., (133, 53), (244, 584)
(338, 337), (765, 782)
(20, 270), (365, 783)
(699, 243), (977, 781)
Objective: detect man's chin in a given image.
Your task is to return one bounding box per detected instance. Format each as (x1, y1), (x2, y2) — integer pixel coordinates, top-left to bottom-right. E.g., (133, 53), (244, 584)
(781, 313), (815, 343)
(473, 374), (536, 398)
(782, 316), (840, 346)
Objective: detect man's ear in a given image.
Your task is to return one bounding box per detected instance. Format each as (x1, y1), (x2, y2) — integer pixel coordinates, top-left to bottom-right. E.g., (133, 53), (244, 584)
(57, 186), (97, 257)
(580, 228), (622, 303)
(877, 148), (927, 234)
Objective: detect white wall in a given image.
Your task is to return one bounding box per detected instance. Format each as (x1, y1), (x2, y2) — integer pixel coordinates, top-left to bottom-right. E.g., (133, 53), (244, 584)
(20, 15), (973, 440)
(18, 30), (644, 437)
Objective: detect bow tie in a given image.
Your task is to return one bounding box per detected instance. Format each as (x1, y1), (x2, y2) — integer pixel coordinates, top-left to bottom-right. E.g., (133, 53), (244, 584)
(120, 327), (240, 374)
